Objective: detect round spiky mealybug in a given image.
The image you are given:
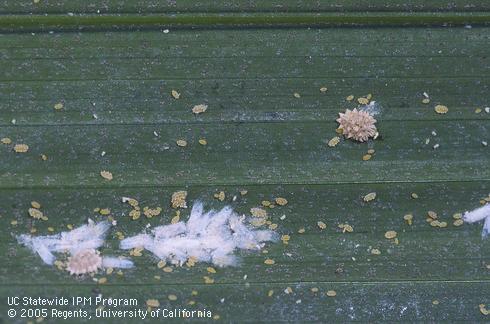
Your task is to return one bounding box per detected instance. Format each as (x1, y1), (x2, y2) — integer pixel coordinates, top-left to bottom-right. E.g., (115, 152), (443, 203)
(336, 108), (377, 142)
(66, 249), (102, 275)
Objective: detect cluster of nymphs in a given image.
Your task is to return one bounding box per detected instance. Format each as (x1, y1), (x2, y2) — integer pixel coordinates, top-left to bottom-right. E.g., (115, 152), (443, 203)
(337, 102), (380, 143)
(463, 204), (490, 238)
(17, 201), (278, 275)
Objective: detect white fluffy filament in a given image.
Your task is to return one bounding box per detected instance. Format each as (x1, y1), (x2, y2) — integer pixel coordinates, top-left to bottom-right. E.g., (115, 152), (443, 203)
(101, 257), (134, 269)
(17, 220), (134, 268)
(463, 204), (490, 238)
(120, 202), (278, 267)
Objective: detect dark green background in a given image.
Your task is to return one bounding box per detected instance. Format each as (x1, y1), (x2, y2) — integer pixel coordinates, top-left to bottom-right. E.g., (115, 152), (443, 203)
(0, 1), (489, 323)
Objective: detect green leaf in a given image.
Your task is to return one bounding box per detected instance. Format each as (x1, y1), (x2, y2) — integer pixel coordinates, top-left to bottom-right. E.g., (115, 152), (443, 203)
(0, 6), (489, 322)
